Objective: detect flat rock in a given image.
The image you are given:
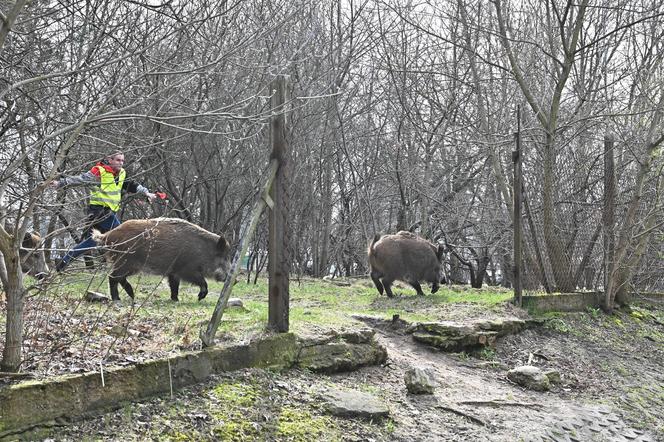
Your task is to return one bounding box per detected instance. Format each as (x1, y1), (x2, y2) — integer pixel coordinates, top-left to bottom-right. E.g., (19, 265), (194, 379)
(408, 317), (529, 352)
(322, 387), (390, 419)
(296, 329), (387, 373)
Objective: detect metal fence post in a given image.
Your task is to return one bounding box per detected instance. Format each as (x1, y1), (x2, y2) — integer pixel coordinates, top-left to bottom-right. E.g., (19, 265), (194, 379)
(513, 107), (523, 306)
(603, 134), (615, 311)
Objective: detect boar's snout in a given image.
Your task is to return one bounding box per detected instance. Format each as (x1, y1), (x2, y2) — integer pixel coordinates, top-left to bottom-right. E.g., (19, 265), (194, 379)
(214, 267), (227, 282)
(213, 257), (231, 282)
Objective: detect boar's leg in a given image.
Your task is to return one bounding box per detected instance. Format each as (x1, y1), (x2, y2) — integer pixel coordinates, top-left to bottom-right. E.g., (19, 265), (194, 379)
(183, 271), (209, 301)
(196, 278), (209, 301)
(119, 278), (135, 299)
(408, 280), (426, 296)
(168, 275), (180, 302)
(382, 278), (395, 298)
(109, 276), (134, 301)
(109, 277), (121, 301)
(370, 271), (385, 295)
(430, 282), (439, 294)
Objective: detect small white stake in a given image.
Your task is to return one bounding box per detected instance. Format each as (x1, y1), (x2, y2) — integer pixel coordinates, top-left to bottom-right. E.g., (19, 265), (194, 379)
(168, 359), (173, 399)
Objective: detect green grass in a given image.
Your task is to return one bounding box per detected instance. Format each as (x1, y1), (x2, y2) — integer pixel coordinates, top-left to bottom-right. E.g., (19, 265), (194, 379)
(23, 270), (515, 347)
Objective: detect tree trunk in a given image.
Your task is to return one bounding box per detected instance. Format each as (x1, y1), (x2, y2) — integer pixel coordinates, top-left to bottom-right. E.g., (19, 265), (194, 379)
(500, 253), (513, 288)
(605, 100), (664, 310)
(492, 0), (588, 293)
(611, 172), (664, 305)
(316, 160), (333, 277)
(542, 132), (574, 291)
(0, 233), (26, 372)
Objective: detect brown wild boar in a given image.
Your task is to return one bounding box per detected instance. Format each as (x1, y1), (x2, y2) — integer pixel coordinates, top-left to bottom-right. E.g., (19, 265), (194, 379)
(368, 231), (444, 297)
(0, 227), (49, 277)
(0, 232), (48, 279)
(92, 218), (231, 302)
(20, 232), (49, 278)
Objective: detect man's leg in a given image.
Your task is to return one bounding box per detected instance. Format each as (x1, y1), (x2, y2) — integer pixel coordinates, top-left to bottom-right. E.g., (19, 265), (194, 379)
(57, 210), (119, 272)
(96, 212), (120, 232)
(56, 237), (97, 271)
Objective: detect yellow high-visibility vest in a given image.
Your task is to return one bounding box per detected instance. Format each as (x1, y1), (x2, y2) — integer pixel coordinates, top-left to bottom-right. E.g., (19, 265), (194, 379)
(89, 166), (125, 212)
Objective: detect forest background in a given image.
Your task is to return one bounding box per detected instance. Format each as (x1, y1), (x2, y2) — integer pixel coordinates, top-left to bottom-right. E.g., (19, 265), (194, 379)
(1, 0), (663, 371)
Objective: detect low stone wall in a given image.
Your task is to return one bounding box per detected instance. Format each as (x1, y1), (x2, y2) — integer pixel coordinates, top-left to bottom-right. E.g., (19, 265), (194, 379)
(633, 292), (664, 304)
(521, 291), (664, 312)
(0, 329), (386, 438)
(521, 292), (603, 312)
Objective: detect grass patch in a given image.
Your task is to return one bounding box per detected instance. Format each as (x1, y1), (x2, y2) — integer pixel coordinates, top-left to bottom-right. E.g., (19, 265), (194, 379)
(211, 382), (259, 407)
(54, 273), (513, 329)
(209, 380), (264, 440)
(277, 407), (339, 441)
(13, 270), (520, 378)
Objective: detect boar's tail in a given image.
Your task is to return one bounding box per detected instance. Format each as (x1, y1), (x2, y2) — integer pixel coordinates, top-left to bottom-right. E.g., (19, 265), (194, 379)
(368, 234), (381, 256)
(91, 229), (106, 245)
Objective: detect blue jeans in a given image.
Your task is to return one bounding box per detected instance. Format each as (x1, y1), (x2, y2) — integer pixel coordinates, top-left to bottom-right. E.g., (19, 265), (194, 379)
(58, 207), (120, 269)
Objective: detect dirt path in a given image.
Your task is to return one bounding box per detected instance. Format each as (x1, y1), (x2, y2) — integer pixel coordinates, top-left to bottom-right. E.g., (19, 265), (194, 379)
(350, 329), (657, 441)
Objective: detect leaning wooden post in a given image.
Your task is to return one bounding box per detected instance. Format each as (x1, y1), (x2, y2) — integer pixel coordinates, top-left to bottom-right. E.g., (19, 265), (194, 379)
(268, 75), (290, 332)
(513, 107), (523, 306)
(603, 134), (615, 312)
(200, 160), (279, 347)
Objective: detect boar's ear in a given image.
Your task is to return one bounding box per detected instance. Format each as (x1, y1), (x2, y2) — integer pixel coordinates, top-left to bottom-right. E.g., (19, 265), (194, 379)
(217, 236), (230, 254)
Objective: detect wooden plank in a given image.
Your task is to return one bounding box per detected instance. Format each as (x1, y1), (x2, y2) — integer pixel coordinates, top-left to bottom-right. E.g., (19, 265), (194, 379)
(200, 160), (279, 347)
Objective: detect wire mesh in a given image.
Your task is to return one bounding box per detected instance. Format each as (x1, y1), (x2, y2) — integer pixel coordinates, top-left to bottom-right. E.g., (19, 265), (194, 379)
(517, 132), (664, 297)
(519, 135), (606, 294)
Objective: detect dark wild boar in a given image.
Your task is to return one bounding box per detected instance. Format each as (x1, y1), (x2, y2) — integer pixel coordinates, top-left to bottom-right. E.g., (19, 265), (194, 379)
(92, 218), (231, 302)
(368, 231), (444, 297)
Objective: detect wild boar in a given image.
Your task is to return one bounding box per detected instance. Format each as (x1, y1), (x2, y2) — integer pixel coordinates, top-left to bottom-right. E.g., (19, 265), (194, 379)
(368, 231), (444, 297)
(20, 232), (49, 278)
(92, 218), (231, 302)
(1, 231), (48, 279)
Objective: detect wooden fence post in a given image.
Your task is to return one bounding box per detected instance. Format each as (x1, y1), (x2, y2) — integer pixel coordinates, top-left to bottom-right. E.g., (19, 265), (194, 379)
(513, 107), (523, 306)
(268, 76), (290, 332)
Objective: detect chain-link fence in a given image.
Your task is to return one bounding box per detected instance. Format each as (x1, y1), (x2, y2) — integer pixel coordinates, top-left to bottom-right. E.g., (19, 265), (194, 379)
(515, 132), (664, 298)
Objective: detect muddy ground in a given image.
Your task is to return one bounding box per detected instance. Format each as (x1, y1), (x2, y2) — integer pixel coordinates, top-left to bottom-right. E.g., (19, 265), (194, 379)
(2, 284), (663, 441)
